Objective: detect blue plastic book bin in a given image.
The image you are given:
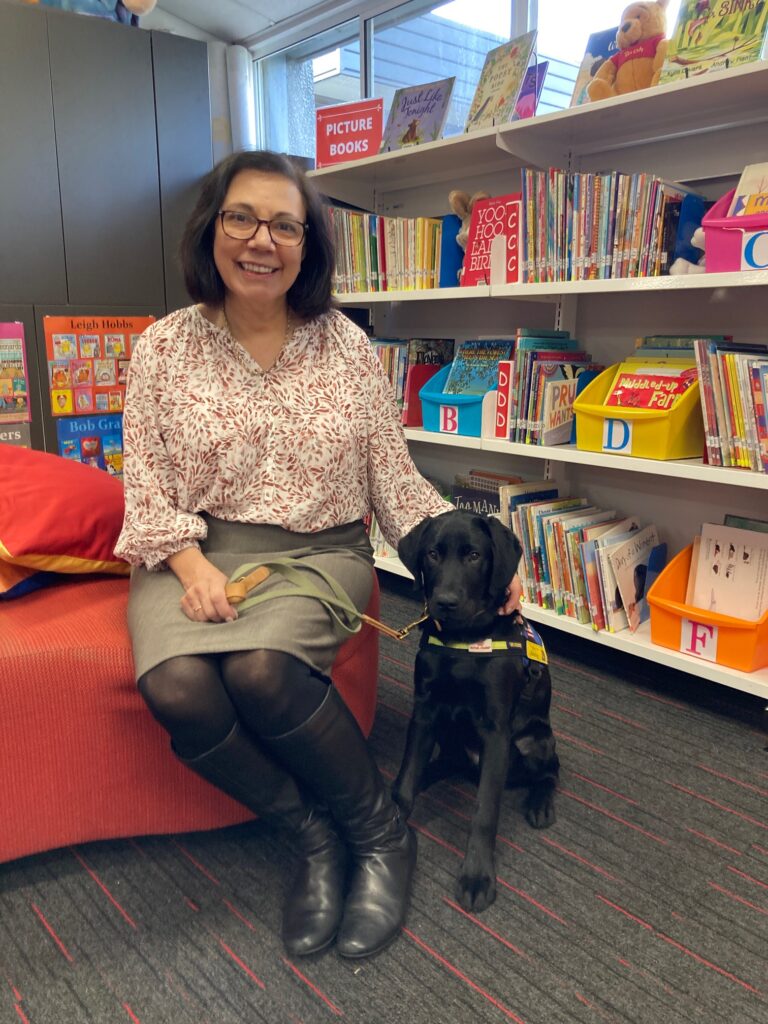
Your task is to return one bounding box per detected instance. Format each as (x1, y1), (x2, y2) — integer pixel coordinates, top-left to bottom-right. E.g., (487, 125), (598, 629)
(419, 362), (496, 437)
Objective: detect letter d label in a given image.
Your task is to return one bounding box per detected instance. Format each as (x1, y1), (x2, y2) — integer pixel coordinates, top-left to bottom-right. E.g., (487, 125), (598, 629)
(602, 418), (632, 453)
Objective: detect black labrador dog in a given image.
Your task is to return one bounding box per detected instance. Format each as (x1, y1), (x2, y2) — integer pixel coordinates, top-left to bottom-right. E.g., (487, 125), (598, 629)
(394, 510), (559, 912)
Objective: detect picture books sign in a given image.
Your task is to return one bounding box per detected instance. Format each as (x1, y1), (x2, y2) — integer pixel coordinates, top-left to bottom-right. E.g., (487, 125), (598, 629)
(315, 99), (384, 168)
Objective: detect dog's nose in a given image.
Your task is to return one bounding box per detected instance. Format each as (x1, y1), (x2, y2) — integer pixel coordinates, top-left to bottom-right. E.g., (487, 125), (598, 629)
(433, 593), (460, 615)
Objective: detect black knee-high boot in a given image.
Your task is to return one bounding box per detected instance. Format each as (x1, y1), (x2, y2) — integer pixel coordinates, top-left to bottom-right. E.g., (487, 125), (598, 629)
(177, 722), (346, 956)
(262, 686), (416, 959)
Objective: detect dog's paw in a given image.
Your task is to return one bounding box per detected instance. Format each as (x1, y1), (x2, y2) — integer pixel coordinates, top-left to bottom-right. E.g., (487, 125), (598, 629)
(456, 870), (497, 912)
(524, 790), (556, 829)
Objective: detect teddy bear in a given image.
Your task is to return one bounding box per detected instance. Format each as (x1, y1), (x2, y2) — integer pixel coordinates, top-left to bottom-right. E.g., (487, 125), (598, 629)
(22, 0), (156, 26)
(587, 0), (669, 101)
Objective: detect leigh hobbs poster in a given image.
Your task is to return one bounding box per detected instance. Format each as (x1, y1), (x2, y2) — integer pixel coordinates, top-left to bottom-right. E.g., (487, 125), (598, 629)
(43, 315), (154, 418)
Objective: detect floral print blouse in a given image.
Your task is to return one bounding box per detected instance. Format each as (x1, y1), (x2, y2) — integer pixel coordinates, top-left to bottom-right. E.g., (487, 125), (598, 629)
(114, 305), (451, 570)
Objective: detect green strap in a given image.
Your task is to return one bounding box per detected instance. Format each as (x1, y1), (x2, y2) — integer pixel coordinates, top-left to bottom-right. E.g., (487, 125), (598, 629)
(228, 558), (363, 636)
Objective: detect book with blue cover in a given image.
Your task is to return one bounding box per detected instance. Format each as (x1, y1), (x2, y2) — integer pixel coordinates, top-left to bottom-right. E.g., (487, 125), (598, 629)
(443, 339), (512, 395)
(569, 26), (619, 106)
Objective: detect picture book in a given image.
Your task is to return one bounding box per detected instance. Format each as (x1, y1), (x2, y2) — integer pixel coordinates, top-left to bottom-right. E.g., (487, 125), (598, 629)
(593, 518), (641, 632)
(380, 77), (456, 152)
(535, 362), (603, 446)
(607, 525), (666, 633)
(659, 0), (768, 84)
(691, 522), (768, 621)
(603, 362), (697, 410)
(498, 479), (558, 529)
(443, 339), (512, 395)
(461, 193), (521, 287)
(512, 61), (549, 120)
(465, 30), (537, 132)
(569, 26), (619, 106)
(728, 162), (768, 216)
(0, 323), (30, 425)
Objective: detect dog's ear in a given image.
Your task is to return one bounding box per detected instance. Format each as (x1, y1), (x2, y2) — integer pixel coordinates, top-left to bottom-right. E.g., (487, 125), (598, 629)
(397, 515), (433, 591)
(482, 516), (523, 605)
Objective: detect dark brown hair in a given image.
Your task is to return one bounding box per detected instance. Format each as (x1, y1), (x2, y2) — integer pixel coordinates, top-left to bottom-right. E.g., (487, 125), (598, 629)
(179, 150), (335, 318)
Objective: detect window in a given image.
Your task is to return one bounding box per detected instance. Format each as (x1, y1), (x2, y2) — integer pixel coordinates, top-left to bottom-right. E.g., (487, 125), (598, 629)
(369, 0), (513, 138)
(257, 19), (360, 160)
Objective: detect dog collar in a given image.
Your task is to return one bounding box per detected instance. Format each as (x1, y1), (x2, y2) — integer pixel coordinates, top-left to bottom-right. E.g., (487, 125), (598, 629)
(425, 625), (548, 663)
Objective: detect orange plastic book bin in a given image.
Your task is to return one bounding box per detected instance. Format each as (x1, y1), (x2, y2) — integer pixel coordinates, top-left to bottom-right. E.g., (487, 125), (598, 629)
(647, 545), (768, 673)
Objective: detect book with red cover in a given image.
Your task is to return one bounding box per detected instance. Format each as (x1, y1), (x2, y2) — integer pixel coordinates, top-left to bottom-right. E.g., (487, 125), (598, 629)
(402, 363), (442, 427)
(604, 366), (697, 410)
(460, 193), (521, 287)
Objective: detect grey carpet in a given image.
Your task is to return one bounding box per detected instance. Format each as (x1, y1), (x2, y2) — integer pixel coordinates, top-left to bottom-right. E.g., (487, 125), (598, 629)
(2, 575), (766, 1024)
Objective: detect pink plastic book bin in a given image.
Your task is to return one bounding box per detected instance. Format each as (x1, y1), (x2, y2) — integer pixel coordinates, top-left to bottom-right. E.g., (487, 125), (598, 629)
(702, 187), (768, 273)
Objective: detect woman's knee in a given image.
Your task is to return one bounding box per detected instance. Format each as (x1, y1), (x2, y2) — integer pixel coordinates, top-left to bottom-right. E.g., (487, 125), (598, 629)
(220, 649), (292, 706)
(138, 655), (227, 730)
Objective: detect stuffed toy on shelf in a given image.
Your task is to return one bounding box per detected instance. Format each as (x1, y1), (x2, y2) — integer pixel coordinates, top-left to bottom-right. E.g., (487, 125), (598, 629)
(22, 0), (157, 26)
(587, 0), (669, 101)
(448, 189), (490, 252)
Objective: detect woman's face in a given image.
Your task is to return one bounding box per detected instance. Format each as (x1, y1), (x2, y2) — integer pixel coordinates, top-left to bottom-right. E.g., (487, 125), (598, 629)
(213, 169), (306, 309)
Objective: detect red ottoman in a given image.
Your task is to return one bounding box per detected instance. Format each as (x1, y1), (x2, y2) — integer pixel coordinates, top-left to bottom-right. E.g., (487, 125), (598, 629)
(0, 573), (379, 864)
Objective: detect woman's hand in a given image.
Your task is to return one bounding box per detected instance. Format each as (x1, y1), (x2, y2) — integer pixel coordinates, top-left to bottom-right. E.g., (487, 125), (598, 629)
(167, 547), (238, 623)
(497, 573), (523, 616)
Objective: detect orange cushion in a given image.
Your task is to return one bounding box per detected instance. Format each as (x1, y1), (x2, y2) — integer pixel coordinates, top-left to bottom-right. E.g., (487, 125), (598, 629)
(0, 445), (128, 576)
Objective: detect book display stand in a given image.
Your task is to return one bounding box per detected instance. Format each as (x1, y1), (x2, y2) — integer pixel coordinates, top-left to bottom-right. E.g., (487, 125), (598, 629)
(648, 545), (768, 673)
(419, 362), (497, 437)
(309, 61), (768, 700)
(573, 363), (704, 460)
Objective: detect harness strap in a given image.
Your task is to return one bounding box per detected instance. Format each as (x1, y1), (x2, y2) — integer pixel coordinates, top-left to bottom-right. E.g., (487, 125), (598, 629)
(225, 559), (428, 641)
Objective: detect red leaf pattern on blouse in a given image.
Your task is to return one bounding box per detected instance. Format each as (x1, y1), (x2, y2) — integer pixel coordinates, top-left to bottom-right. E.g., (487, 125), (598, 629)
(114, 306), (451, 570)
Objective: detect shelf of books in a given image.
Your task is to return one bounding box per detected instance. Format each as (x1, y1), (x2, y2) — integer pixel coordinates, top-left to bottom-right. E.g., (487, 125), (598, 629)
(310, 63), (768, 210)
(316, 51), (768, 698)
(372, 555), (768, 700)
(336, 271), (768, 305)
(404, 429), (768, 489)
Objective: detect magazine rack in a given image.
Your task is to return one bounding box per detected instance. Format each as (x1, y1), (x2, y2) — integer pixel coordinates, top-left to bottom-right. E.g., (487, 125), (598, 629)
(702, 187), (768, 273)
(419, 362), (497, 437)
(573, 363), (704, 460)
(647, 544), (768, 673)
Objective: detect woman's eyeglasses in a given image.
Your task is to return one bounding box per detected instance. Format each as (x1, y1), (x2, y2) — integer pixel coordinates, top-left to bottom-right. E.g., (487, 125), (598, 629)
(218, 210), (307, 246)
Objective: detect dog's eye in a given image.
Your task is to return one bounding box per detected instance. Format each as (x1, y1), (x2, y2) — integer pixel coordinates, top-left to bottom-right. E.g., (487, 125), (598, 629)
(466, 551), (481, 562)
(426, 549), (439, 562)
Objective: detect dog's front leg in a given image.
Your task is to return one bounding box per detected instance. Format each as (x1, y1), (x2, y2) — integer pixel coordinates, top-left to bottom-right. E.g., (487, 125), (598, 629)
(457, 727), (510, 912)
(392, 705), (436, 819)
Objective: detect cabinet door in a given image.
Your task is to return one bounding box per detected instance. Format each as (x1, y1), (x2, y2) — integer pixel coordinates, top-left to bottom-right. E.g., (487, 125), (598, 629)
(151, 31), (213, 314)
(48, 13), (164, 308)
(0, 6), (67, 305)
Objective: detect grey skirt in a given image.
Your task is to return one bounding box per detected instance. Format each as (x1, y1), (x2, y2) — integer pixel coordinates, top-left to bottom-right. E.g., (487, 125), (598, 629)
(127, 516), (375, 680)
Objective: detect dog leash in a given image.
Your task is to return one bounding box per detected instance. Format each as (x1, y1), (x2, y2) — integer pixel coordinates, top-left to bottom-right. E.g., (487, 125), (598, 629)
(225, 561), (428, 641)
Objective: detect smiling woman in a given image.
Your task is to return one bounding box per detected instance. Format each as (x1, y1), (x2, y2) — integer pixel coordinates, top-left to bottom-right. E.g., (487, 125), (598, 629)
(112, 147), (456, 962)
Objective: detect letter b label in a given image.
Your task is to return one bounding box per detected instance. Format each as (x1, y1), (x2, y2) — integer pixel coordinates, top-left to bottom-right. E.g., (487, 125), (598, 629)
(440, 405), (459, 433)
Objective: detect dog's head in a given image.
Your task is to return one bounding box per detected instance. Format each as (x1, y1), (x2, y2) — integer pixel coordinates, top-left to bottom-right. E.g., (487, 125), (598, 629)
(398, 510), (523, 629)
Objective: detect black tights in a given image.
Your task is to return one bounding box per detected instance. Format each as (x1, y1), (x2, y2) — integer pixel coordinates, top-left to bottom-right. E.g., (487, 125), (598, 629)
(138, 650), (329, 759)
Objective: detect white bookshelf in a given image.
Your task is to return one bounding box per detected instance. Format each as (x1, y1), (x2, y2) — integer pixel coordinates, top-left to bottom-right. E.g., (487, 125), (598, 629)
(373, 554), (768, 701)
(310, 67), (768, 701)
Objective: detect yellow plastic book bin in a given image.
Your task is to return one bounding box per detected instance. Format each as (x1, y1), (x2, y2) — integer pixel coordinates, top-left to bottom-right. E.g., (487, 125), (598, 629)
(573, 363), (704, 460)
(647, 545), (768, 673)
